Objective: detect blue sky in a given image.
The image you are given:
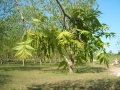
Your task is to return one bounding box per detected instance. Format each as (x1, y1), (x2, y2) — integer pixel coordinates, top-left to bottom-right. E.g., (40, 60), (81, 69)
(97, 0), (120, 53)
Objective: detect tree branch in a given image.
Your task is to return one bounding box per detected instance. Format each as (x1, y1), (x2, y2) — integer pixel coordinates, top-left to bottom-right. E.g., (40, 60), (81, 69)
(56, 0), (84, 30)
(56, 0), (72, 21)
(56, 0), (74, 30)
(14, 0), (28, 32)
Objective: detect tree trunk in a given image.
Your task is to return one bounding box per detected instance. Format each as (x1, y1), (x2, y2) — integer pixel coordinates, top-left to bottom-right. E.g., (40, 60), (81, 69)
(68, 49), (74, 73)
(1, 59), (3, 64)
(34, 59), (36, 64)
(6, 50), (10, 65)
(33, 57), (36, 64)
(49, 59), (52, 65)
(40, 59), (42, 65)
(8, 60), (10, 65)
(40, 54), (43, 65)
(64, 53), (74, 74)
(23, 59), (25, 66)
(68, 61), (74, 74)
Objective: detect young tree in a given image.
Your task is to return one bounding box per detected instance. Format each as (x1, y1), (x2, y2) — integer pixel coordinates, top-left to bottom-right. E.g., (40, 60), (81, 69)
(13, 39), (34, 66)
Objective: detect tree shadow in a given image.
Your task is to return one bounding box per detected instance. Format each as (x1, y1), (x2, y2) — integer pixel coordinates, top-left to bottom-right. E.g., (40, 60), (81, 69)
(0, 62), (59, 71)
(75, 66), (107, 73)
(0, 74), (11, 88)
(0, 67), (42, 71)
(0, 65), (107, 74)
(27, 78), (120, 90)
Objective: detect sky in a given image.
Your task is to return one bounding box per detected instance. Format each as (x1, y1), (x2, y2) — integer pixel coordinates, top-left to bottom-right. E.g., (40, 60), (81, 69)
(97, 0), (120, 53)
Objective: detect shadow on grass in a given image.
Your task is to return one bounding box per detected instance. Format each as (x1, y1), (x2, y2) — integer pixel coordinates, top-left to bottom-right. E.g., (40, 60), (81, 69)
(0, 67), (42, 71)
(0, 65), (107, 74)
(27, 78), (120, 90)
(75, 66), (107, 73)
(0, 63), (59, 71)
(0, 74), (11, 87)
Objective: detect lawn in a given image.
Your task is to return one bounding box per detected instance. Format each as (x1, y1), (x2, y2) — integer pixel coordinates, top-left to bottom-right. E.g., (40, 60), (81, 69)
(0, 62), (120, 90)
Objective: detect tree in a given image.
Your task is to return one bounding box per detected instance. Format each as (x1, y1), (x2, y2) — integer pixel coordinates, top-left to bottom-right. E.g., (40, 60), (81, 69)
(14, 0), (115, 73)
(108, 50), (113, 55)
(118, 51), (120, 55)
(116, 37), (120, 54)
(1, 0), (115, 73)
(0, 19), (7, 64)
(0, 0), (25, 64)
(13, 39), (34, 66)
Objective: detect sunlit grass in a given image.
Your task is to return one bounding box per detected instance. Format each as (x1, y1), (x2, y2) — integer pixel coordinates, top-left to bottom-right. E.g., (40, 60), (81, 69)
(0, 62), (120, 90)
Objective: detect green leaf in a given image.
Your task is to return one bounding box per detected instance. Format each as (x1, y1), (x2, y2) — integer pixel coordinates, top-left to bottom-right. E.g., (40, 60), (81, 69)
(25, 39), (33, 44)
(14, 50), (23, 57)
(72, 11), (79, 18)
(13, 39), (34, 60)
(81, 30), (90, 35)
(58, 60), (67, 68)
(13, 45), (24, 50)
(57, 31), (74, 40)
(96, 49), (102, 57)
(76, 29), (90, 35)
(100, 58), (104, 64)
(25, 45), (35, 50)
(105, 33), (110, 38)
(32, 18), (41, 23)
(17, 42), (25, 45)
(24, 49), (32, 56)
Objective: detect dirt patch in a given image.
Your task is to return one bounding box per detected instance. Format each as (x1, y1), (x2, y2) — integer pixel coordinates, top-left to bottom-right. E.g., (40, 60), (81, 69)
(109, 66), (120, 76)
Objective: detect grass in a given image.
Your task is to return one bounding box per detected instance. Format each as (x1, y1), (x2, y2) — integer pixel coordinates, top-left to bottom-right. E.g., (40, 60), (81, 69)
(0, 62), (120, 90)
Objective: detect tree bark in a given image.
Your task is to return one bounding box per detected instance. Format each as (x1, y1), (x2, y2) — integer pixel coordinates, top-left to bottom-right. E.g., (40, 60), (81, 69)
(23, 59), (25, 66)
(33, 56), (37, 64)
(63, 54), (74, 74)
(68, 60), (74, 74)
(49, 59), (52, 65)
(1, 59), (3, 64)
(14, 0), (28, 32)
(40, 58), (42, 65)
(8, 60), (10, 65)
(6, 50), (10, 65)
(34, 58), (36, 64)
(40, 53), (43, 65)
(56, 0), (72, 20)
(69, 53), (74, 73)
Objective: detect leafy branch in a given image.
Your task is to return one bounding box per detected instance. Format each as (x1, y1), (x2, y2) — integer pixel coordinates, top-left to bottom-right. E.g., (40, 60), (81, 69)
(56, 0), (73, 30)
(56, 0), (72, 20)
(14, 0), (28, 32)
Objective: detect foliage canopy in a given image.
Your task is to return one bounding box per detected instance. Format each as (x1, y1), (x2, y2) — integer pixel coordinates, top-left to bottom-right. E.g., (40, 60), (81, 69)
(0, 0), (116, 72)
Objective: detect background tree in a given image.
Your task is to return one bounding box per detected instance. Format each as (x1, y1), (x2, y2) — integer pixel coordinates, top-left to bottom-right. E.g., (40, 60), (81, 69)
(108, 50), (113, 55)
(13, 39), (34, 66)
(116, 37), (120, 54)
(0, 0), (24, 64)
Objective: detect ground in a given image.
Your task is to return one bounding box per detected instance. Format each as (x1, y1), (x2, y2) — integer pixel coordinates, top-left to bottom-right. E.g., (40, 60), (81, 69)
(0, 62), (120, 90)
(109, 65), (120, 76)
